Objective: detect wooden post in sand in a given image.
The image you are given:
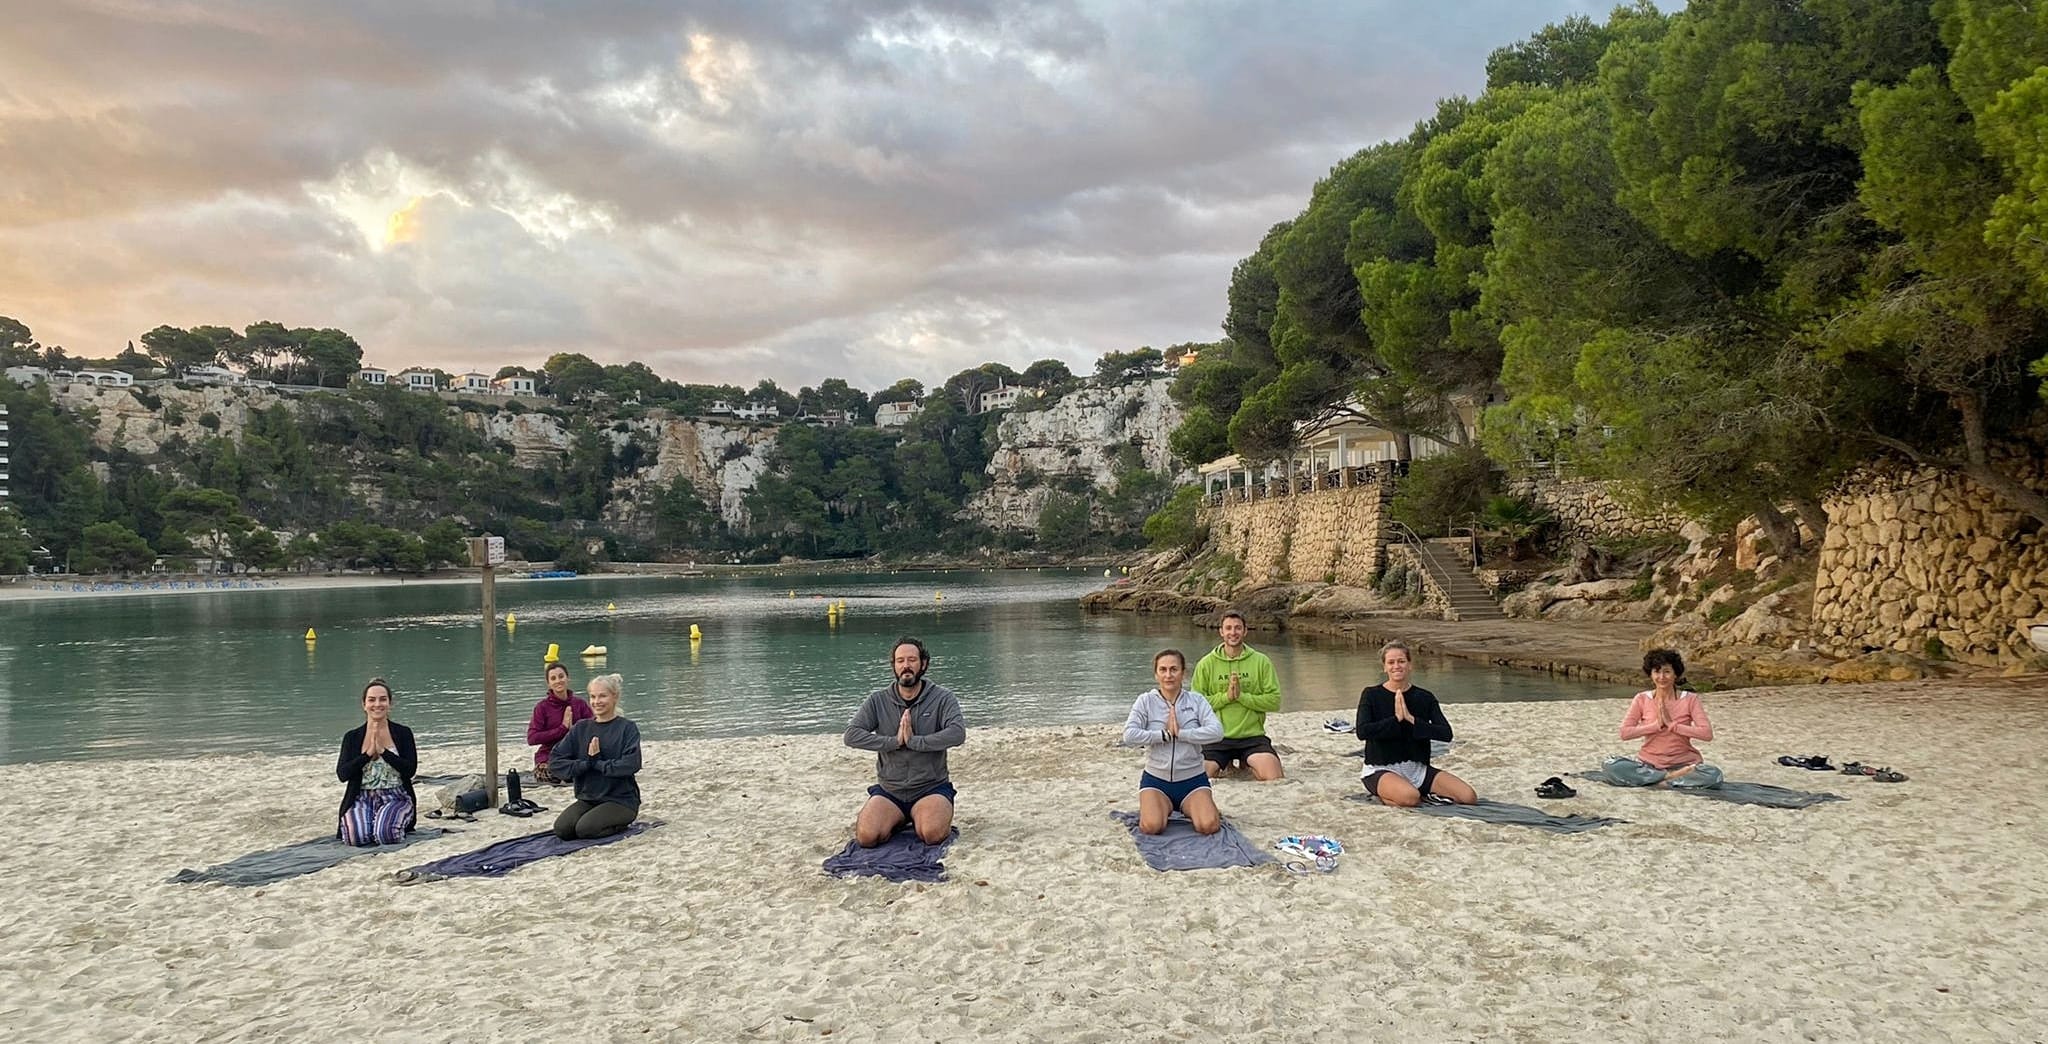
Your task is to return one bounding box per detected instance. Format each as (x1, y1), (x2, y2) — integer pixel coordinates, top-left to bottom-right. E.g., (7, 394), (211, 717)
(470, 535), (506, 805)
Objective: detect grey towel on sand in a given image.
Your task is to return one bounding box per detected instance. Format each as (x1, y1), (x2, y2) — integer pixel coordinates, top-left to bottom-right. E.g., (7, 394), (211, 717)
(1110, 811), (1273, 871)
(169, 828), (453, 887)
(823, 828), (957, 883)
(1572, 772), (1843, 808)
(1346, 792), (1624, 833)
(396, 820), (661, 882)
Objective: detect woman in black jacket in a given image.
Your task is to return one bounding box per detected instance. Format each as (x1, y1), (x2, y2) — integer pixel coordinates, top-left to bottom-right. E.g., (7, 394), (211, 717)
(337, 677), (420, 845)
(1354, 642), (1477, 807)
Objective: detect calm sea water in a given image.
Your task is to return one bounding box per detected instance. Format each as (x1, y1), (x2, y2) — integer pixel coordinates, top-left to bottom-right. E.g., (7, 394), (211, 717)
(0, 569), (1613, 764)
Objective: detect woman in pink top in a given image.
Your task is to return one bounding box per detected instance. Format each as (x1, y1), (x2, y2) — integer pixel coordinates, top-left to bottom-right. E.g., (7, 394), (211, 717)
(1600, 649), (1723, 789)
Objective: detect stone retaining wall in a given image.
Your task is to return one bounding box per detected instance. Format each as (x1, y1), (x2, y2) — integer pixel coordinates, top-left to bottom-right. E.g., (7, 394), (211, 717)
(1813, 458), (2048, 666)
(1508, 475), (1689, 542)
(1202, 477), (1394, 589)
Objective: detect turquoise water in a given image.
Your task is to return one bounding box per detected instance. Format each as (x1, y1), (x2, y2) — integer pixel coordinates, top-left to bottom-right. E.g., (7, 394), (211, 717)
(0, 569), (1613, 764)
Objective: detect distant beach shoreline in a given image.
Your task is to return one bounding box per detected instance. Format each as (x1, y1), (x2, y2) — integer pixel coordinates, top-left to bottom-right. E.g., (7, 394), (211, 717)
(0, 558), (1117, 603)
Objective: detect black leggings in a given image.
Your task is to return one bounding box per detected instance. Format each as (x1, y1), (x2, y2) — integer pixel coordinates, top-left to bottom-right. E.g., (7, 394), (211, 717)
(553, 800), (637, 841)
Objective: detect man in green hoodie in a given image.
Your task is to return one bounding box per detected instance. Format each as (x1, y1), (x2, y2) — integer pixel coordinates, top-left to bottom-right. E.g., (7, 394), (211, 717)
(1191, 610), (1284, 780)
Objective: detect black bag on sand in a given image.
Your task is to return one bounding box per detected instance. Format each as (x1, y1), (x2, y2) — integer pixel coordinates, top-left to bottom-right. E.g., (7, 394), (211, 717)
(505, 769), (523, 807)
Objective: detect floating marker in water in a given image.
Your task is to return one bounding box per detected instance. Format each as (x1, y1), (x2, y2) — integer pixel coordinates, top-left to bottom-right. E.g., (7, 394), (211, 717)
(606, 602), (617, 611)
(544, 642), (562, 663)
(788, 590), (795, 598)
(505, 612), (517, 628)
(689, 624), (702, 640)
(580, 644), (607, 657)
(934, 591), (944, 602)
(304, 628), (317, 641)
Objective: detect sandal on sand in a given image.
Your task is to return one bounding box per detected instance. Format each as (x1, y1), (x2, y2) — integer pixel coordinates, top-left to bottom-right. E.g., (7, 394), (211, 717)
(1838, 761), (1866, 775)
(499, 802), (533, 818)
(1777, 755), (1815, 769)
(1323, 718), (1353, 733)
(1534, 777), (1576, 799)
(1872, 768), (1908, 783)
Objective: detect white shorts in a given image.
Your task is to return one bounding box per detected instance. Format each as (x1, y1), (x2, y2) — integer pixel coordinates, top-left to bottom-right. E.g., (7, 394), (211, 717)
(1360, 760), (1430, 789)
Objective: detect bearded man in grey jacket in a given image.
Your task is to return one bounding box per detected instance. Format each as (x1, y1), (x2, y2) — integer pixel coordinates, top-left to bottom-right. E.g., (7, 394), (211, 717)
(843, 636), (966, 846)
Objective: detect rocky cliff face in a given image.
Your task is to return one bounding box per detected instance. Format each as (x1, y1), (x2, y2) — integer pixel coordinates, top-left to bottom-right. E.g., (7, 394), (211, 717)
(966, 377), (1189, 530)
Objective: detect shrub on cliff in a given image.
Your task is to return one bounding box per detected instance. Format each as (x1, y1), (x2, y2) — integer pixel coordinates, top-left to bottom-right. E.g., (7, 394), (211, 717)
(1143, 486), (1205, 551)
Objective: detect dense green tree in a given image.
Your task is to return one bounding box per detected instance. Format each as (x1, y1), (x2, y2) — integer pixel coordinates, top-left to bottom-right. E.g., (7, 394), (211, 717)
(420, 519), (468, 569)
(0, 315), (34, 367)
(140, 325), (218, 375)
(1035, 492), (1092, 553)
(75, 521), (153, 573)
(159, 487), (253, 562)
(543, 353), (607, 401)
(0, 504), (29, 573)
(1020, 359), (1074, 387)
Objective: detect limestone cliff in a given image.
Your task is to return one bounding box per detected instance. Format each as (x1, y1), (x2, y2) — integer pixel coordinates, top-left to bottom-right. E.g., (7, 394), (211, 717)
(966, 377), (1190, 529)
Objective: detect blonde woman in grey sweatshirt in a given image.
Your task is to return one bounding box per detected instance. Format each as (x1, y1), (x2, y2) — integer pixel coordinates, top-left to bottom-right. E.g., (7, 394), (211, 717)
(1120, 648), (1225, 835)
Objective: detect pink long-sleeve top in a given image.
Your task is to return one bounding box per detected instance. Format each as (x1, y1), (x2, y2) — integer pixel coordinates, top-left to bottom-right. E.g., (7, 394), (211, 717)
(1618, 690), (1714, 769)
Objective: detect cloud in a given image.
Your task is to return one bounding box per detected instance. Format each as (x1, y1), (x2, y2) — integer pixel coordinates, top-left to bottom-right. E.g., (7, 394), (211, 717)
(1, 0), (1618, 391)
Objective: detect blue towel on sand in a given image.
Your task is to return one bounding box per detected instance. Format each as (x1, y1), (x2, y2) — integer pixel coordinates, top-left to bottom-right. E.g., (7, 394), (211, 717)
(823, 828), (957, 883)
(1346, 792), (1624, 833)
(1110, 811), (1272, 871)
(1571, 772), (1842, 808)
(397, 820), (661, 882)
(169, 828), (453, 887)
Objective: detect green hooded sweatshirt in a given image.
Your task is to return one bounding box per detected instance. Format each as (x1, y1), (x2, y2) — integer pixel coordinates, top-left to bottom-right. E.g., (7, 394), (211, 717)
(1190, 644), (1281, 739)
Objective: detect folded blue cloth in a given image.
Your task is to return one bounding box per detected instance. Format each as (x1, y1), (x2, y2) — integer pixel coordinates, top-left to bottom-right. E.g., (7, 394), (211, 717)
(823, 827), (957, 883)
(397, 820), (661, 882)
(1110, 811), (1272, 871)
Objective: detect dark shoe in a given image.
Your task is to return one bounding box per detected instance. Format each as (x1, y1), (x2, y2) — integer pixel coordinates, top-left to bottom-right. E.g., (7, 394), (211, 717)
(1534, 776), (1577, 800)
(1839, 761), (1866, 775)
(499, 801), (533, 818)
(1872, 768), (1908, 783)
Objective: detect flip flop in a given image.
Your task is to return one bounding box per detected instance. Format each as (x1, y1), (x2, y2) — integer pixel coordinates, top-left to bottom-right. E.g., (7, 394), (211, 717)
(1323, 718), (1352, 733)
(1838, 761), (1866, 775)
(1534, 776), (1577, 799)
(1777, 755), (1810, 768)
(499, 802), (533, 818)
(1872, 768), (1908, 783)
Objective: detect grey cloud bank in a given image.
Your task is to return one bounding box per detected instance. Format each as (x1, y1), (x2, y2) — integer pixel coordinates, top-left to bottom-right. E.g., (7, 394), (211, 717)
(1, 1), (1609, 391)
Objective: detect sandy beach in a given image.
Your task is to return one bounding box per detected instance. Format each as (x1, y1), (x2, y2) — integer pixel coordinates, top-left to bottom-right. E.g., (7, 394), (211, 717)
(4, 677), (2043, 1042)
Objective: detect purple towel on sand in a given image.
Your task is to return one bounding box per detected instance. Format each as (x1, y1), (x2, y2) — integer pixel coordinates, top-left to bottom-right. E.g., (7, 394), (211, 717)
(1110, 811), (1272, 872)
(823, 828), (956, 883)
(397, 820), (661, 882)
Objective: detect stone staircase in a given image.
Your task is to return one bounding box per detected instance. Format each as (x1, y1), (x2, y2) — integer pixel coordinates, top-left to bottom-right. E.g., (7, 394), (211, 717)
(1409, 538), (1505, 621)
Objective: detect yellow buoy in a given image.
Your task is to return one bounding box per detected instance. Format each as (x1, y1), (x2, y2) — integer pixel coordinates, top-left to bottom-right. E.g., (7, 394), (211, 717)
(788, 590), (795, 598)
(934, 591), (944, 602)
(304, 628), (317, 641)
(580, 645), (607, 657)
(1104, 569), (1112, 577)
(544, 642), (561, 663)
(505, 612), (517, 628)
(688, 624), (702, 640)
(606, 602), (617, 611)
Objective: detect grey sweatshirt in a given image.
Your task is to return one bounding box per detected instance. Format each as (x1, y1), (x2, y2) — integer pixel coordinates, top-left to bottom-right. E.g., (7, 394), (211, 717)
(1120, 688), (1224, 782)
(548, 716), (642, 810)
(843, 680), (966, 797)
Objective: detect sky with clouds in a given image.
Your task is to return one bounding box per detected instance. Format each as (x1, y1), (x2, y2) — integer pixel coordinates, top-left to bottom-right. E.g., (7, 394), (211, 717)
(1, 1), (1617, 392)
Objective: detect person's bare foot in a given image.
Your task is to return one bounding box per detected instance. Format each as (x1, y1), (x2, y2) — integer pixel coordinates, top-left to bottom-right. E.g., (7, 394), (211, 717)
(1662, 764), (1697, 784)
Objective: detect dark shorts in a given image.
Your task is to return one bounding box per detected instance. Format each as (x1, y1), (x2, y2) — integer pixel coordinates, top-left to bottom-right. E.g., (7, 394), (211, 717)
(1364, 764), (1441, 798)
(1138, 771), (1212, 812)
(866, 781), (956, 819)
(1202, 735), (1278, 769)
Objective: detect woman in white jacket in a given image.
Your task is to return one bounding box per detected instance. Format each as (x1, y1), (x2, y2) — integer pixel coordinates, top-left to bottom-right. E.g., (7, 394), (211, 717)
(1120, 649), (1226, 835)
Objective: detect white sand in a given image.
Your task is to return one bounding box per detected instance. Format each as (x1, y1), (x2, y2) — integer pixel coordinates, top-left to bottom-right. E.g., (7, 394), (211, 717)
(3, 678), (2044, 1042)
